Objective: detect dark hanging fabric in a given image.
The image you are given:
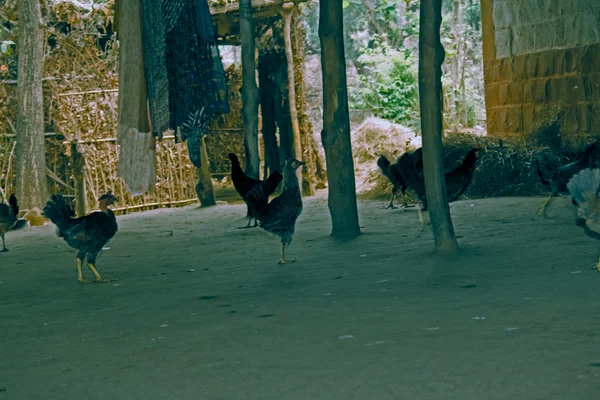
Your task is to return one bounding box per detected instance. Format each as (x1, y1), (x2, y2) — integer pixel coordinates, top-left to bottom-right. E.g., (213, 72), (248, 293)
(140, 0), (171, 139)
(161, 0), (230, 167)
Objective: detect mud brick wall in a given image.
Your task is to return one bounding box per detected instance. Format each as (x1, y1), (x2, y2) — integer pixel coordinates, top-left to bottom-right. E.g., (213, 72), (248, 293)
(481, 0), (600, 146)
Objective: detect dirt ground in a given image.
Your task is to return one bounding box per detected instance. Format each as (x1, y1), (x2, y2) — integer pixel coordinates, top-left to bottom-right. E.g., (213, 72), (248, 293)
(1, 195), (599, 400)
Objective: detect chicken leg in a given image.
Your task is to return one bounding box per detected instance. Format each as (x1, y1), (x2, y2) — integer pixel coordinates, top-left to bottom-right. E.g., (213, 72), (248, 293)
(278, 243), (286, 264)
(238, 216), (258, 229)
(86, 252), (116, 283)
(0, 232), (7, 252)
(594, 255), (600, 272)
(415, 208), (426, 237)
(537, 194), (553, 216)
(76, 259), (90, 284)
(278, 243), (296, 264)
(87, 263), (116, 283)
(385, 189), (398, 209)
(400, 192), (415, 208)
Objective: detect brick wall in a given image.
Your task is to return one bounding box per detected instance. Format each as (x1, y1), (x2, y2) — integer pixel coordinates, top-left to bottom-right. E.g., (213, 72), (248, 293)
(481, 0), (600, 146)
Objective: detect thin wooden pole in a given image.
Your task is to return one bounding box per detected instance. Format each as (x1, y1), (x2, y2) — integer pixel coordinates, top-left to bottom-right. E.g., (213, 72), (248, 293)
(70, 141), (87, 217)
(280, 2), (303, 186)
(195, 137), (217, 207)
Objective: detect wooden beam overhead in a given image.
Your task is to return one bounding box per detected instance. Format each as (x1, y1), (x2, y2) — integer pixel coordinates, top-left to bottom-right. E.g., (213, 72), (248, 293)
(210, 0), (307, 41)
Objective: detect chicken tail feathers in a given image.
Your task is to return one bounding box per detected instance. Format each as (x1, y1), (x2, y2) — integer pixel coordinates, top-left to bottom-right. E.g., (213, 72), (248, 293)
(43, 194), (75, 234)
(8, 194), (18, 216)
(567, 168), (600, 205)
(243, 185), (269, 222)
(567, 168), (600, 231)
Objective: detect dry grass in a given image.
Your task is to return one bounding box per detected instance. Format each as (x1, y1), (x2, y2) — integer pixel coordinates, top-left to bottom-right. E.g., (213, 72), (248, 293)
(0, 2), (245, 212)
(357, 129), (577, 202)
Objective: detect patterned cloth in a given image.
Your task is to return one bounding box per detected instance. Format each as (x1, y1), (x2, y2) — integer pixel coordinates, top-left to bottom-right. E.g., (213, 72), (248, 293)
(162, 0), (230, 167)
(141, 0), (171, 139)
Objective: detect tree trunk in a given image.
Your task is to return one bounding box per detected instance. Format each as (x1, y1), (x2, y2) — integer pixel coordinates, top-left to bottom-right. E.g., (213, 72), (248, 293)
(15, 0), (47, 210)
(319, 0), (360, 240)
(419, 0), (458, 253)
(258, 52), (281, 175)
(239, 0), (260, 179)
(280, 3), (303, 186)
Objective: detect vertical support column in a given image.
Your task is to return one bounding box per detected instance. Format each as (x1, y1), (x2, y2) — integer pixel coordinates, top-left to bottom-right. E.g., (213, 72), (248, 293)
(71, 141), (87, 217)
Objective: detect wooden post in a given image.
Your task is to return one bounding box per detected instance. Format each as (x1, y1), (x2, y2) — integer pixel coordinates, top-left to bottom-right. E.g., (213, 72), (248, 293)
(319, 0), (361, 239)
(419, 0), (458, 253)
(195, 137), (217, 207)
(71, 141), (87, 217)
(15, 0), (47, 210)
(280, 2), (303, 185)
(239, 0), (260, 179)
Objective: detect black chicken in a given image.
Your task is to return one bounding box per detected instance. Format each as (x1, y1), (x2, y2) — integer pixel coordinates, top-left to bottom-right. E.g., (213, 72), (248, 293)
(377, 147), (423, 209)
(536, 141), (600, 216)
(0, 194), (18, 252)
(243, 159), (304, 264)
(400, 147), (480, 225)
(43, 191), (118, 283)
(566, 168), (600, 272)
(227, 152), (283, 229)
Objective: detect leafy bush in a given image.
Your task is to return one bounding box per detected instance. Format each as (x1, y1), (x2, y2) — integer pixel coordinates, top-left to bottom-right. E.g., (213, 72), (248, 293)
(350, 39), (419, 127)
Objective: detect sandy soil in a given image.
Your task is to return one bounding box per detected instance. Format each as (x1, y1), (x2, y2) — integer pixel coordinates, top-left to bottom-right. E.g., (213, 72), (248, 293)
(1, 195), (599, 400)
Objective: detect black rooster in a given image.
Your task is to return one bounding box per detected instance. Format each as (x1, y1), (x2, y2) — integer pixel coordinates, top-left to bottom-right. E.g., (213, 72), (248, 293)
(43, 191), (118, 283)
(401, 147), (480, 225)
(536, 141), (600, 216)
(227, 153), (283, 229)
(243, 159), (304, 264)
(377, 147), (422, 209)
(0, 194), (18, 252)
(567, 168), (600, 272)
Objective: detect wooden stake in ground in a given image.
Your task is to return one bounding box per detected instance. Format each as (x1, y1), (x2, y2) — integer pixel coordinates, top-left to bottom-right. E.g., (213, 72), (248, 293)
(15, 0), (47, 210)
(195, 137), (216, 207)
(280, 2), (303, 187)
(239, 0), (260, 179)
(319, 0), (360, 240)
(419, 0), (458, 253)
(71, 142), (87, 217)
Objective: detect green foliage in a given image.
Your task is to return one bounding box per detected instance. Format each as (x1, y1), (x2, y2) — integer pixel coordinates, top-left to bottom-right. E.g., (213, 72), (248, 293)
(350, 39), (419, 126)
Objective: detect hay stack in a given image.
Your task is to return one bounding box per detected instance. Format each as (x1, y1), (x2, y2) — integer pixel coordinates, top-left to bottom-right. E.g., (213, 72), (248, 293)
(352, 117), (421, 194)
(357, 128), (565, 202)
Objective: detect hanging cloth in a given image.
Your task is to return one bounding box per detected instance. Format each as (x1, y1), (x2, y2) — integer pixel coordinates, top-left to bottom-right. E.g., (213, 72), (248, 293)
(115, 0), (157, 195)
(161, 0), (230, 167)
(141, 0), (171, 139)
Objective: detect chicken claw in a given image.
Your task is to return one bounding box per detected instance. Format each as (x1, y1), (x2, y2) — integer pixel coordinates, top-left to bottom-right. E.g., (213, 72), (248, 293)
(384, 203), (398, 210)
(94, 278), (117, 283)
(87, 264), (116, 283)
(77, 278), (91, 284)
